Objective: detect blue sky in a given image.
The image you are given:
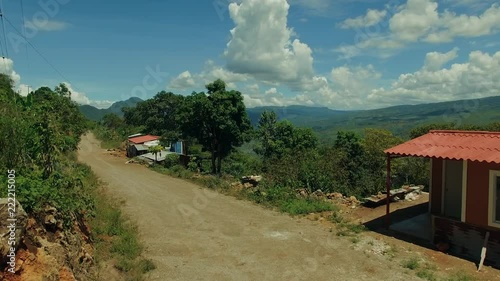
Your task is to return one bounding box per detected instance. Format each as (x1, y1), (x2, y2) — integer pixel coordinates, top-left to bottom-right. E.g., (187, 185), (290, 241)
(0, 0), (499, 109)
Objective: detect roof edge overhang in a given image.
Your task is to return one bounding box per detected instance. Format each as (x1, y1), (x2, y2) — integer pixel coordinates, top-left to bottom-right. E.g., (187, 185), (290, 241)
(384, 152), (500, 164)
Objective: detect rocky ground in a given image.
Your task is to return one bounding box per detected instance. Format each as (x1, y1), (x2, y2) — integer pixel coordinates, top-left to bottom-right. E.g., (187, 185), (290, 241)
(1, 204), (94, 280)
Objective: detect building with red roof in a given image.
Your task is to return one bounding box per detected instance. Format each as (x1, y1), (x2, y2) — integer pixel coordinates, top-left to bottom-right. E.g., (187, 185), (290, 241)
(384, 130), (500, 268)
(126, 135), (160, 157)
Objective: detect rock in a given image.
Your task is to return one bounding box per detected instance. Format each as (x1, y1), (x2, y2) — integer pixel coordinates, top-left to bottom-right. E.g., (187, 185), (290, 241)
(298, 189), (308, 198)
(312, 189), (324, 198)
(43, 215), (57, 227)
(348, 196), (360, 204)
(333, 192), (343, 198)
(0, 198), (28, 263)
(241, 175), (263, 186)
(44, 206), (57, 214)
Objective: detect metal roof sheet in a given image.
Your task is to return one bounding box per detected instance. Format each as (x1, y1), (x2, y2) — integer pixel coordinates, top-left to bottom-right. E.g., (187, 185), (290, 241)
(133, 144), (148, 151)
(385, 130), (500, 163)
(128, 135), (160, 144)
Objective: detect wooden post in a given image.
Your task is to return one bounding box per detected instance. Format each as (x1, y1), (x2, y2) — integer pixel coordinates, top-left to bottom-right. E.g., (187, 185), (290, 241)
(385, 154), (391, 229)
(478, 231), (490, 272)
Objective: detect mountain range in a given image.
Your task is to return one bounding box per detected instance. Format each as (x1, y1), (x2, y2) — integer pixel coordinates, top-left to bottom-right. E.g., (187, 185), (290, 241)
(80, 95), (500, 141)
(79, 97), (143, 121)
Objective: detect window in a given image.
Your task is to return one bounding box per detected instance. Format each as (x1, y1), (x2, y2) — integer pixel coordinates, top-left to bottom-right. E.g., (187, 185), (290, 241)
(489, 171), (500, 227)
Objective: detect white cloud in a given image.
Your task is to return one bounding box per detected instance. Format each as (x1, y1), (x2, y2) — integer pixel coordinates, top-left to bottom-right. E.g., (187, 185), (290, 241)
(168, 61), (249, 91)
(0, 58), (21, 85)
(423, 47), (459, 71)
(424, 4), (500, 43)
(389, 0), (439, 42)
(339, 9), (387, 29)
(224, 0), (315, 85)
(337, 1), (500, 58)
(17, 84), (31, 96)
(168, 71), (196, 89)
(368, 50), (500, 106)
(62, 82), (114, 109)
(25, 20), (69, 32)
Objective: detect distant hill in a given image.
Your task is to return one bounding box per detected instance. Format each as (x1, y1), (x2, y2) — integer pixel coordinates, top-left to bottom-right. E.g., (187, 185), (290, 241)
(248, 95), (500, 142)
(79, 97), (143, 121)
(81, 95), (500, 141)
(247, 105), (348, 126)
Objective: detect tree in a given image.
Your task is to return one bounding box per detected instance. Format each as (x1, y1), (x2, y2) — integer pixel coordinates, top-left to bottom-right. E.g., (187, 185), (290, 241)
(362, 128), (404, 194)
(123, 91), (184, 137)
(101, 113), (124, 130)
(182, 79), (251, 174)
(255, 110), (317, 160)
(334, 131), (365, 194)
(25, 86), (87, 177)
(148, 145), (164, 164)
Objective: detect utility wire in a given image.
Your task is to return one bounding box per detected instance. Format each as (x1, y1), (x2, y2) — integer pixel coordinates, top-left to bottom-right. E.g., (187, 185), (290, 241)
(3, 15), (73, 84)
(0, 0), (9, 59)
(20, 0), (30, 67)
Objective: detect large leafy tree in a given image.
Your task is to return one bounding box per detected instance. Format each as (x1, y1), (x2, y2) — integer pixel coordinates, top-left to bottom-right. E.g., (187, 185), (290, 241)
(25, 85), (87, 177)
(123, 91), (184, 140)
(183, 79), (251, 174)
(255, 110), (317, 160)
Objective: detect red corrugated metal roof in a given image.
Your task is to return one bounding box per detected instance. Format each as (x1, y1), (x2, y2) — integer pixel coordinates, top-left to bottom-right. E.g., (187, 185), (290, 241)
(384, 130), (500, 163)
(128, 135), (160, 144)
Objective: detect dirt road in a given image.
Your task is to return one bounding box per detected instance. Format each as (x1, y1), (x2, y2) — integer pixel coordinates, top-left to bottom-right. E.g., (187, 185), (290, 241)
(78, 134), (417, 281)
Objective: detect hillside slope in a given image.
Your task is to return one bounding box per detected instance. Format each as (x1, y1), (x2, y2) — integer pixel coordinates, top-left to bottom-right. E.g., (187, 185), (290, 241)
(79, 97), (143, 121)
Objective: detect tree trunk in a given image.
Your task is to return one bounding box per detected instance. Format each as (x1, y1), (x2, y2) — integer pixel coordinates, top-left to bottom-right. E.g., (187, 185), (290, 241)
(216, 143), (222, 175)
(211, 150), (216, 174)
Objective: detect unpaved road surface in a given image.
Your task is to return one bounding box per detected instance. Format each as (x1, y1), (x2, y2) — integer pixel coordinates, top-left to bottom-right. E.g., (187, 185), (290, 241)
(78, 134), (417, 281)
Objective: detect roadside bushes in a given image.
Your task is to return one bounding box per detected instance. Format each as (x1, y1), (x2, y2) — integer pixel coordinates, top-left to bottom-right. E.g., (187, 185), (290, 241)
(222, 150), (262, 178)
(11, 161), (97, 228)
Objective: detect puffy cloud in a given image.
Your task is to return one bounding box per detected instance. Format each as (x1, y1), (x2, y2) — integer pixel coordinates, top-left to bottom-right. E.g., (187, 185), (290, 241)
(168, 71), (196, 89)
(337, 1), (500, 58)
(62, 82), (114, 109)
(224, 0), (315, 84)
(423, 47), (459, 71)
(168, 61), (249, 91)
(17, 84), (31, 97)
(25, 20), (69, 32)
(389, 0), (439, 42)
(368, 50), (500, 106)
(424, 4), (500, 43)
(0, 58), (21, 85)
(339, 9), (387, 29)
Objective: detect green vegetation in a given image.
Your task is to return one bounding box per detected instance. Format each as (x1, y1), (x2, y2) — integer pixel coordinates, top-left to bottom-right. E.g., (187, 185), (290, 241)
(91, 189), (155, 280)
(0, 74), (152, 280)
(443, 271), (475, 281)
(402, 257), (420, 270)
(92, 78), (500, 202)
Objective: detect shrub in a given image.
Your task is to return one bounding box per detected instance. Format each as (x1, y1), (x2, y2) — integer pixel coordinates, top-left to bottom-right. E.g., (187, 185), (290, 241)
(402, 257), (420, 270)
(279, 198), (335, 215)
(163, 154), (180, 168)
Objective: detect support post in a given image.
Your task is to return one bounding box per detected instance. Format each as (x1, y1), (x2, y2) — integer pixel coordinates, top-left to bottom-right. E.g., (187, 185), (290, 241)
(385, 154), (391, 229)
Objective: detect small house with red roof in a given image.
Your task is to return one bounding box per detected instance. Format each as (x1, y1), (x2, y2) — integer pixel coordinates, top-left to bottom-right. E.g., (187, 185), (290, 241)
(384, 130), (500, 267)
(127, 134), (160, 157)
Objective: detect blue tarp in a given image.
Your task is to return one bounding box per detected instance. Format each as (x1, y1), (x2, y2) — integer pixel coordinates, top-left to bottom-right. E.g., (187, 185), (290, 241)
(169, 141), (184, 154)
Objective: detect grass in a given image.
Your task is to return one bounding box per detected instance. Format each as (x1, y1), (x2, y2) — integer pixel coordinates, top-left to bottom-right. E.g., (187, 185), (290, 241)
(90, 189), (155, 280)
(416, 268), (437, 281)
(402, 257), (420, 270)
(336, 222), (366, 237)
(279, 198), (336, 215)
(443, 271), (475, 281)
(400, 257), (440, 281)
